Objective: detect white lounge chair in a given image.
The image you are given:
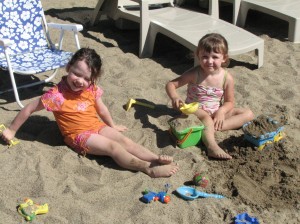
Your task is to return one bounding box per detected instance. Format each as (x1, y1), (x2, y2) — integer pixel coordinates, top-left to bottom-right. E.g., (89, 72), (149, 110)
(235, 0), (300, 43)
(91, 0), (264, 68)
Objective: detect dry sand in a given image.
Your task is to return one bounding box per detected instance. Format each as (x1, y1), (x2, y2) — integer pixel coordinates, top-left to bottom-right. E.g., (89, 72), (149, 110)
(0, 0), (299, 223)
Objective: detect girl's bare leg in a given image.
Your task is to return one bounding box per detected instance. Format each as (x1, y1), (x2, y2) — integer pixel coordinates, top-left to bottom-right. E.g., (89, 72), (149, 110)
(221, 108), (254, 131)
(86, 133), (179, 178)
(99, 126), (174, 165)
(195, 110), (232, 160)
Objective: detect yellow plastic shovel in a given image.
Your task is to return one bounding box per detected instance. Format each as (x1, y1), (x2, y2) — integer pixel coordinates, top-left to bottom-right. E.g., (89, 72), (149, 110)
(125, 99), (155, 111)
(0, 124), (20, 147)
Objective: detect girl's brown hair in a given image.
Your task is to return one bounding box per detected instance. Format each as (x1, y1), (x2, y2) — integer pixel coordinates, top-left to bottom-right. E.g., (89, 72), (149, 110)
(196, 33), (229, 67)
(68, 48), (102, 84)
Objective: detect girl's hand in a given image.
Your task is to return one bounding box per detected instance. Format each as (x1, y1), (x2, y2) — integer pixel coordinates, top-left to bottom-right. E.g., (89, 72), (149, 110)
(112, 125), (128, 132)
(171, 98), (184, 110)
(1, 128), (16, 144)
(212, 111), (225, 131)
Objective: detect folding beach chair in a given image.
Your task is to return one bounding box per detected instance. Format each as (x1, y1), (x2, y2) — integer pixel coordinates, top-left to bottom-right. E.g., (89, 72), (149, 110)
(0, 0), (83, 108)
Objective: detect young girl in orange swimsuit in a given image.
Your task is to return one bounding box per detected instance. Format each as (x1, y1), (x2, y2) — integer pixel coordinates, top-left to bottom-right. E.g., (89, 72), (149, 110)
(1, 48), (179, 177)
(166, 33), (254, 159)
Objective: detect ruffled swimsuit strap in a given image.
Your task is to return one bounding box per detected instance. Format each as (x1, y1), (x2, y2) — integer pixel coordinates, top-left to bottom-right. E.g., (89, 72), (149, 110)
(196, 66), (202, 84)
(197, 67), (227, 88)
(222, 70), (228, 90)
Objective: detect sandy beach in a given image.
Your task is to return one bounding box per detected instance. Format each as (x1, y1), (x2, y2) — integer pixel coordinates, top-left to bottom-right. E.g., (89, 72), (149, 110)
(0, 0), (299, 223)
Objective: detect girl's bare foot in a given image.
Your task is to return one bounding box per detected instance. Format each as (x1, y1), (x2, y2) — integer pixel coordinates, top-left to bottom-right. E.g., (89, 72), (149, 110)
(158, 155), (173, 165)
(207, 147), (232, 160)
(146, 163), (179, 178)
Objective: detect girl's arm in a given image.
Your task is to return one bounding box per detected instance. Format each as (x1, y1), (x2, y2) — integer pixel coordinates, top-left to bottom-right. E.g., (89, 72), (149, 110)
(219, 72), (235, 113)
(213, 72), (235, 130)
(165, 67), (196, 109)
(95, 97), (127, 132)
(1, 98), (44, 142)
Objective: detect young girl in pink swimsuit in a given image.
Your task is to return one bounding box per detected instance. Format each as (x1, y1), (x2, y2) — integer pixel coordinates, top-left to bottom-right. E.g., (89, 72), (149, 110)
(166, 33), (254, 159)
(1, 48), (179, 177)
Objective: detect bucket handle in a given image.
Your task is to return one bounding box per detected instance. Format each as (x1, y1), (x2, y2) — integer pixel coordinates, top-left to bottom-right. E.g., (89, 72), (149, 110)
(176, 128), (193, 145)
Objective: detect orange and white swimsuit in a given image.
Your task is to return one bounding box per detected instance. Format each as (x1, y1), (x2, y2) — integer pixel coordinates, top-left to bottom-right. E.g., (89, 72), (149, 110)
(186, 70), (227, 115)
(41, 77), (106, 154)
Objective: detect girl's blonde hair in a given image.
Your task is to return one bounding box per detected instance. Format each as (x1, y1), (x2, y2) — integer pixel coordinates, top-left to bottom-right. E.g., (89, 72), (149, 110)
(196, 33), (229, 67)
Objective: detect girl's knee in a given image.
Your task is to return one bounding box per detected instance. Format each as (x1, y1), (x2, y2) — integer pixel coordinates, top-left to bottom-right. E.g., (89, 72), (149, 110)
(119, 136), (135, 149)
(201, 116), (214, 126)
(196, 111), (211, 121)
(245, 109), (255, 121)
(107, 141), (125, 157)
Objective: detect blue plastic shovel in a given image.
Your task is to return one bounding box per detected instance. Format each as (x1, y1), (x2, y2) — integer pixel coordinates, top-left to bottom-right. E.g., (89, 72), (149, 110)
(176, 186), (225, 200)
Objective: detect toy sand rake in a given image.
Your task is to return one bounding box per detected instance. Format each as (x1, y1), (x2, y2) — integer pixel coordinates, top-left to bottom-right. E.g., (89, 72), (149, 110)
(125, 98), (155, 111)
(0, 124), (20, 147)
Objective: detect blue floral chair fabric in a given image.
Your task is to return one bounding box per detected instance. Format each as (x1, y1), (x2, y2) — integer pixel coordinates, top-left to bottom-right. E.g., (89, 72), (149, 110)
(0, 0), (83, 108)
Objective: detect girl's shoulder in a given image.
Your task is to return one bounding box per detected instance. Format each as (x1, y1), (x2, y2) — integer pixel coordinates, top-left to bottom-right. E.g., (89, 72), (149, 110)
(224, 69), (234, 81)
(223, 69), (234, 88)
(182, 66), (199, 83)
(86, 84), (103, 99)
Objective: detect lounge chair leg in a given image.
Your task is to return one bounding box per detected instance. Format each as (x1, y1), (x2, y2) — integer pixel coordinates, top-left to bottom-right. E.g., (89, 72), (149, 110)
(256, 45), (264, 68)
(208, 0), (219, 19)
(139, 0), (154, 58)
(289, 19), (300, 43)
(90, 0), (105, 26)
(236, 4), (248, 27)
(140, 26), (157, 58)
(232, 0), (241, 25)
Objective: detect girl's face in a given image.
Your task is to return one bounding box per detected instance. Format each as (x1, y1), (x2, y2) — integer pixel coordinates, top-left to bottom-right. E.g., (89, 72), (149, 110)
(197, 50), (226, 73)
(66, 60), (92, 92)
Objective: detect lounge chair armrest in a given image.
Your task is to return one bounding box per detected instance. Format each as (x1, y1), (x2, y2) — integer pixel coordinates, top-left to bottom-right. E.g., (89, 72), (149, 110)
(129, 0), (173, 6)
(129, 0), (140, 3)
(47, 23), (83, 32)
(0, 38), (12, 47)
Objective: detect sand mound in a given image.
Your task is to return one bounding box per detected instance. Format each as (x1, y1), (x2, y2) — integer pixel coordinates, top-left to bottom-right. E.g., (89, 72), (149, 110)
(168, 115), (203, 131)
